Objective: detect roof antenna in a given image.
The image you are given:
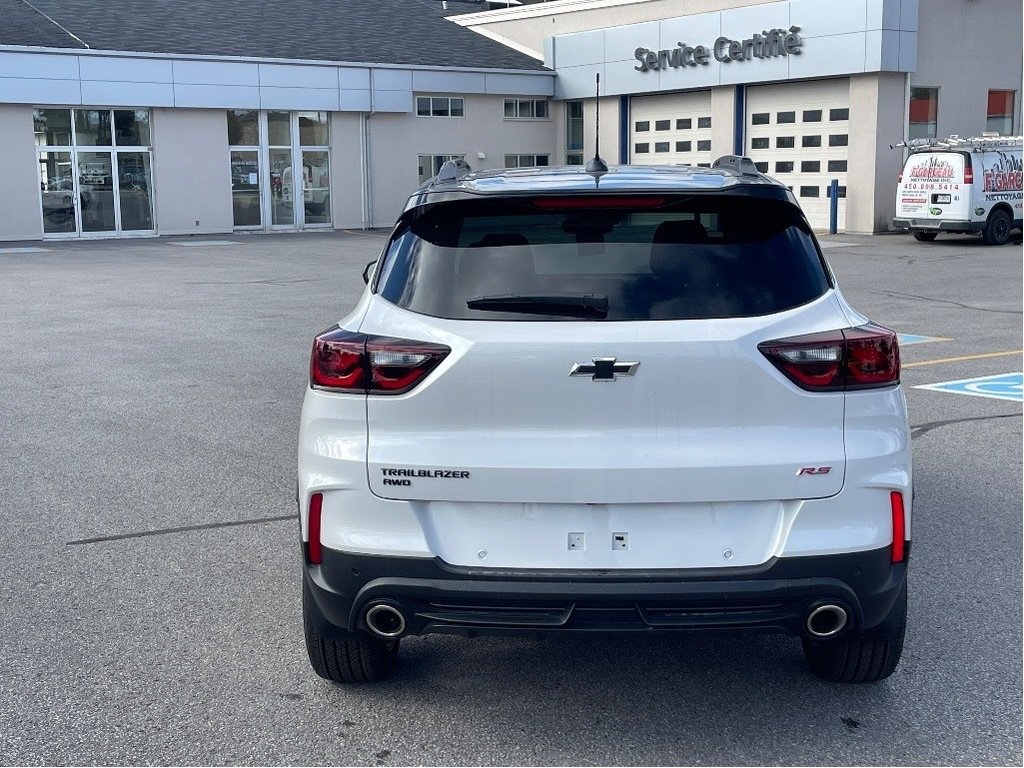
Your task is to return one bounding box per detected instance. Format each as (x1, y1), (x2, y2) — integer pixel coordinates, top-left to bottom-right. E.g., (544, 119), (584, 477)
(584, 72), (608, 175)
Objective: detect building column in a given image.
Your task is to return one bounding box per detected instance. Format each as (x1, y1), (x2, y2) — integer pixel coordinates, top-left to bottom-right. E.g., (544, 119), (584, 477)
(710, 86), (737, 160)
(847, 72), (908, 233)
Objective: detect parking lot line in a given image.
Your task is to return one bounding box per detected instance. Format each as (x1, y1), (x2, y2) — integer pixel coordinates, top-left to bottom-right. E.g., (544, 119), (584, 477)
(903, 350), (1023, 368)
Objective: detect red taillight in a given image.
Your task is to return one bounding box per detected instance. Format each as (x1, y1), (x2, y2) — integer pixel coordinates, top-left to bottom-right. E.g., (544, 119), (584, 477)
(307, 492), (323, 565)
(963, 155), (974, 185)
(758, 323), (900, 392)
(890, 491), (906, 563)
(310, 328), (450, 395)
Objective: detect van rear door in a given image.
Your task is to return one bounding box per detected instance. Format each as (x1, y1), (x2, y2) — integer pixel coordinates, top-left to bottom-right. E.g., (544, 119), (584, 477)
(897, 151), (970, 225)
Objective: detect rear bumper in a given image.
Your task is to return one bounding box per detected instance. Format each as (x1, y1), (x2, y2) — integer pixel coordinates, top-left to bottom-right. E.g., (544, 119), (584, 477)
(892, 217), (982, 233)
(304, 546), (908, 640)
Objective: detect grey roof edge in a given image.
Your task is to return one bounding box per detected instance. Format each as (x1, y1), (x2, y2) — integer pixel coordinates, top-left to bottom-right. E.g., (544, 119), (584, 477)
(0, 43), (554, 74)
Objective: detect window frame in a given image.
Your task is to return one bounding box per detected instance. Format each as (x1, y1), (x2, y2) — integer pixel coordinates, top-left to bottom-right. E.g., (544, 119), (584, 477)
(503, 98), (550, 120)
(416, 95), (466, 119)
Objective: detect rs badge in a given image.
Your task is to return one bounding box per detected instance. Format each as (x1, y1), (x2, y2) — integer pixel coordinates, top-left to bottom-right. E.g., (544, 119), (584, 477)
(796, 466), (832, 476)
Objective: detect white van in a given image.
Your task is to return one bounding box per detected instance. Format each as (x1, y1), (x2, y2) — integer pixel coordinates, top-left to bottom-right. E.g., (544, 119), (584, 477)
(893, 136), (1022, 245)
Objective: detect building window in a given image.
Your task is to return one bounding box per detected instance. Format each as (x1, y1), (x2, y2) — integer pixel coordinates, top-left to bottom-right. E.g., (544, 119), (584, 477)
(827, 160), (848, 173)
(800, 186), (820, 197)
(418, 154), (465, 184)
(504, 154), (549, 168)
(504, 98), (549, 119)
(655, 119), (671, 131)
(775, 161), (794, 173)
(416, 96), (465, 118)
(803, 110), (822, 122)
(908, 88), (938, 139)
(34, 107), (154, 236)
(829, 108), (849, 121)
(697, 139), (711, 151)
(829, 134), (849, 147)
(697, 116), (712, 129)
(635, 121), (650, 132)
(566, 152), (584, 165)
(751, 137), (770, 150)
(777, 111), (796, 124)
(801, 161), (820, 173)
(676, 141), (692, 152)
(754, 161), (768, 173)
(229, 110), (331, 229)
(655, 142), (670, 153)
(566, 100), (584, 157)
(987, 90), (1015, 134)
(677, 118), (692, 129)
(776, 136), (795, 149)
(634, 143), (650, 154)
(751, 113), (770, 125)
(802, 135), (822, 148)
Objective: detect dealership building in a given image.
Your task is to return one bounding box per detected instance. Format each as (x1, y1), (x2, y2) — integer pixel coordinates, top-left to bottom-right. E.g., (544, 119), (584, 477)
(0, 0), (1019, 241)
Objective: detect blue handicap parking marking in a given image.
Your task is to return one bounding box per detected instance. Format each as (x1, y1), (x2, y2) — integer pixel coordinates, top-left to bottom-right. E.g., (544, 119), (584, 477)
(914, 372), (1024, 403)
(897, 334), (950, 346)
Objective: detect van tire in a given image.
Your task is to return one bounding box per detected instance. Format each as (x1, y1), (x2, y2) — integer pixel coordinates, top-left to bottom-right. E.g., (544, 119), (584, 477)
(912, 231), (937, 242)
(982, 209), (1012, 245)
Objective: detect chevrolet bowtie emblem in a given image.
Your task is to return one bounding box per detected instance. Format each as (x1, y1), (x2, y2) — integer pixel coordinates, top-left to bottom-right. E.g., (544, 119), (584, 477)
(568, 357), (640, 382)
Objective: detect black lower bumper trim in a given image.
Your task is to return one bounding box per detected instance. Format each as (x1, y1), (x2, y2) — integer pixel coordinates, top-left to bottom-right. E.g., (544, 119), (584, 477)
(304, 547), (908, 641)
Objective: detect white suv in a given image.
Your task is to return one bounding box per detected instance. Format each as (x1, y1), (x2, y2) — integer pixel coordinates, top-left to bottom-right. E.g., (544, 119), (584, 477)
(298, 158), (911, 684)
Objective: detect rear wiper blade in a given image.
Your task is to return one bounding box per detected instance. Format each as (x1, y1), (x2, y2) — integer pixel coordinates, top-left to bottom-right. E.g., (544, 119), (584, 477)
(466, 293), (609, 318)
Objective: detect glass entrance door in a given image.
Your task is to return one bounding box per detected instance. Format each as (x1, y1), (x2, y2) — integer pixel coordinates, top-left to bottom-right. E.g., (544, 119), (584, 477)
(38, 151), (76, 235)
(228, 110), (331, 231)
(77, 151), (116, 233)
(34, 108), (155, 238)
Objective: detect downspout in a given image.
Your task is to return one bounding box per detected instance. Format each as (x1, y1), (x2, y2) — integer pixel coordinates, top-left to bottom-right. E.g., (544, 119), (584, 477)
(360, 69), (376, 229)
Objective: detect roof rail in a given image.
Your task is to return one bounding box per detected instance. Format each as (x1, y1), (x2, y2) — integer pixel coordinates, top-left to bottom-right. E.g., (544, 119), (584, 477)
(712, 154), (760, 176)
(435, 159), (472, 184)
(890, 135), (1024, 152)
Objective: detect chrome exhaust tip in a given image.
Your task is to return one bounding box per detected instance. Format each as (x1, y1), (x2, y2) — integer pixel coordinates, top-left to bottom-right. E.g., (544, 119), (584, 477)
(364, 603), (407, 638)
(806, 604), (848, 638)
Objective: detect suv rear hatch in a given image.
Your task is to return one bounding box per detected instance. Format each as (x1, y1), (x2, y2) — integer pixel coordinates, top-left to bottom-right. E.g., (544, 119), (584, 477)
(359, 193), (850, 567)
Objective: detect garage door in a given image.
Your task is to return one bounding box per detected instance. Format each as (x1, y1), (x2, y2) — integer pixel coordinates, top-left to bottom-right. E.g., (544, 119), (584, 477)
(630, 91), (714, 167)
(746, 79), (849, 230)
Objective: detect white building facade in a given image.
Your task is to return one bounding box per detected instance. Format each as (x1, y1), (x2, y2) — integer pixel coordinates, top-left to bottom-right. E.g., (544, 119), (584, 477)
(458, 0), (1022, 232)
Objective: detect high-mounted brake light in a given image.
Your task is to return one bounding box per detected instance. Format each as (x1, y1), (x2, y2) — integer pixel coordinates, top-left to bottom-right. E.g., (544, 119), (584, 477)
(310, 328), (450, 395)
(890, 491), (906, 563)
(532, 196), (667, 210)
(307, 492), (323, 565)
(758, 323), (900, 392)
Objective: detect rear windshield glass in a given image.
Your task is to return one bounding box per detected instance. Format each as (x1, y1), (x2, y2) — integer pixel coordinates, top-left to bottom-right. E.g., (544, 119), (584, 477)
(375, 196), (830, 321)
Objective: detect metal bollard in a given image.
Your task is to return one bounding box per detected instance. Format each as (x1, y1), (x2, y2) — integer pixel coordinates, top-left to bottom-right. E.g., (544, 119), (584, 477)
(828, 179), (839, 235)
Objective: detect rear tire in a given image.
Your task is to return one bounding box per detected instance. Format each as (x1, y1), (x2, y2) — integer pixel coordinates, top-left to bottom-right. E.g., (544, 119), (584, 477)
(303, 579), (399, 683)
(982, 209), (1012, 245)
(912, 231), (937, 242)
(802, 584), (906, 683)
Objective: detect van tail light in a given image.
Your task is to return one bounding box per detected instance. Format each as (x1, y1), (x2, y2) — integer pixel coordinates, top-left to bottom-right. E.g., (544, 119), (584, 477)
(896, 170), (902, 183)
(963, 156), (974, 185)
(310, 328), (450, 394)
(758, 323), (900, 391)
(307, 492), (323, 565)
(890, 491), (907, 564)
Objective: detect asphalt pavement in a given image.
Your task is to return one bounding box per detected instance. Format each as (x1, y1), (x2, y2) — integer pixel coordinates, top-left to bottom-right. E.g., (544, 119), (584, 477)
(0, 229), (1020, 765)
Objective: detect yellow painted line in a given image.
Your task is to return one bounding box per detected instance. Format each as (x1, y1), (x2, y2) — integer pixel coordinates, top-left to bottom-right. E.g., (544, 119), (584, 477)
(903, 350), (1023, 368)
